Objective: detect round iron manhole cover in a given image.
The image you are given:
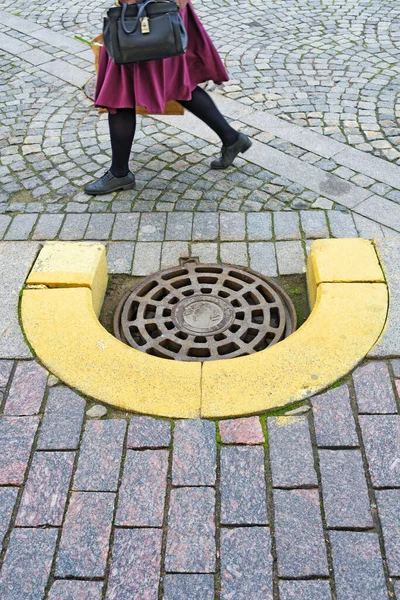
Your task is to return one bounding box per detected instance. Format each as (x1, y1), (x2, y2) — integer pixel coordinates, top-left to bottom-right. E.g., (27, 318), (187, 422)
(113, 263), (297, 361)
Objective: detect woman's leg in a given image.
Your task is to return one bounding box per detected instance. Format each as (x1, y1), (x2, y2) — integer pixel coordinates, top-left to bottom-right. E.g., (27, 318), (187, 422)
(109, 108), (137, 177)
(178, 86), (252, 169)
(178, 86), (238, 146)
(84, 108), (136, 195)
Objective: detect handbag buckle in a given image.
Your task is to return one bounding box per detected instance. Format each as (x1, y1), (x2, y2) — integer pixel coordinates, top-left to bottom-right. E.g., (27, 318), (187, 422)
(141, 17), (150, 34)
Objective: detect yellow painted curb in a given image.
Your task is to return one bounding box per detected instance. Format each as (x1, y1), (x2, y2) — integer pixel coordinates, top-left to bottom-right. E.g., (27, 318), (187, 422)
(22, 287), (201, 418)
(20, 239), (388, 418)
(201, 282), (387, 417)
(26, 242), (107, 316)
(307, 238), (384, 308)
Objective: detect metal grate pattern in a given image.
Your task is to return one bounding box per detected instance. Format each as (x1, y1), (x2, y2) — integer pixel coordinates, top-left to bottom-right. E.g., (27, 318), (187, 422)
(113, 263), (297, 361)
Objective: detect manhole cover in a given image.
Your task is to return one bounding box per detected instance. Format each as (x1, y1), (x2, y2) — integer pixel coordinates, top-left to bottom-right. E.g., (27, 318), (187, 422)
(113, 263), (297, 361)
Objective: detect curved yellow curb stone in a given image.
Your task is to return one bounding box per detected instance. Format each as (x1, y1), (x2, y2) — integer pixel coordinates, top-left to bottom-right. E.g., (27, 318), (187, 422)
(22, 287), (201, 418)
(21, 239), (388, 418)
(201, 282), (387, 417)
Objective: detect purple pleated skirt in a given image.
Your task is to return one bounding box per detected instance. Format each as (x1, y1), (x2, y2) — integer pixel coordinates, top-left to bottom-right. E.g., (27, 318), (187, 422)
(95, 2), (229, 113)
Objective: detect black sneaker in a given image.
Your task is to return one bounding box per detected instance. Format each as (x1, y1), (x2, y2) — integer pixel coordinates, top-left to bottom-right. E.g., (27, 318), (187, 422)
(84, 170), (136, 196)
(210, 133), (252, 170)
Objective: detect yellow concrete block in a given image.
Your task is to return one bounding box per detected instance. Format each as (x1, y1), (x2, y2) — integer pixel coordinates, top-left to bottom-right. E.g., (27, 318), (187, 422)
(307, 238), (384, 309)
(201, 282), (387, 418)
(22, 287), (201, 418)
(26, 242), (108, 316)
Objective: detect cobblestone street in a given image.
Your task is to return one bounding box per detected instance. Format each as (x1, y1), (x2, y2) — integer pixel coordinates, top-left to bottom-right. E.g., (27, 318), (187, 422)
(1, 0), (400, 598)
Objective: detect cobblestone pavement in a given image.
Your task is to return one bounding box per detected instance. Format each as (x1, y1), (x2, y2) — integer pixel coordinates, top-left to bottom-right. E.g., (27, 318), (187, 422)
(1, 358), (400, 599)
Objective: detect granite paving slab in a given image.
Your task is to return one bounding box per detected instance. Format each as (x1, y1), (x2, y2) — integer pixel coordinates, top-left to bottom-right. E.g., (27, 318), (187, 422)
(4, 360), (48, 415)
(0, 487), (18, 546)
(37, 386), (85, 450)
(48, 581), (103, 600)
(0, 416), (39, 485)
(163, 574), (214, 600)
(312, 385), (359, 447)
(0, 243), (39, 359)
(172, 420), (216, 486)
(353, 361), (398, 414)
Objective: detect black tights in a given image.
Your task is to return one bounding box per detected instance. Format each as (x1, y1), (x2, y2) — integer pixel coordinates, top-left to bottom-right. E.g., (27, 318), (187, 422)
(109, 86), (238, 177)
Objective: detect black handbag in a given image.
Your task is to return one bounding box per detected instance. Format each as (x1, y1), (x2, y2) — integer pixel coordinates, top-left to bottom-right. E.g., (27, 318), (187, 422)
(103, 0), (188, 65)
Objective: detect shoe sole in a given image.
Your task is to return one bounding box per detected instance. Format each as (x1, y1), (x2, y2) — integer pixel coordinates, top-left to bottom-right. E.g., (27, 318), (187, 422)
(84, 182), (136, 196)
(210, 138), (253, 170)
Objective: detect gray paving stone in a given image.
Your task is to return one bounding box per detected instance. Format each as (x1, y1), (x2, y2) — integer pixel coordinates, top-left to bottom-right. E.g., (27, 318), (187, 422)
(273, 212), (301, 240)
(85, 214), (114, 240)
(165, 212), (193, 240)
(353, 361), (397, 413)
(248, 242), (277, 276)
(0, 416), (39, 485)
(359, 415), (400, 487)
(105, 529), (162, 600)
(0, 242), (39, 358)
(191, 242), (218, 263)
(220, 213), (246, 240)
(268, 415), (317, 487)
(112, 213), (139, 240)
(0, 528), (58, 600)
(192, 213), (218, 240)
(56, 491), (115, 577)
(274, 489), (328, 577)
(392, 359), (400, 378)
(0, 487), (18, 546)
(300, 211), (329, 239)
(276, 240), (306, 275)
(37, 386), (85, 450)
(163, 574), (214, 600)
(0, 359), (13, 388)
(279, 580), (332, 600)
(4, 214), (37, 240)
(127, 416), (171, 448)
(132, 241), (161, 275)
(4, 360), (48, 415)
(73, 419), (126, 491)
(247, 212), (272, 240)
(161, 241), (189, 268)
(48, 581), (103, 600)
(220, 527), (273, 600)
(327, 211), (358, 238)
(32, 214), (64, 240)
(116, 449), (168, 526)
(107, 242), (135, 273)
(220, 446), (268, 525)
(59, 214), (90, 240)
(369, 239), (400, 357)
(376, 490), (400, 576)
(138, 212), (166, 241)
(16, 451), (74, 526)
(353, 214), (383, 239)
(319, 449), (372, 528)
(0, 214), (11, 239)
(172, 419), (216, 486)
(165, 487), (215, 573)
(357, 196), (400, 232)
(220, 242), (248, 265)
(312, 385), (359, 447)
(330, 531), (387, 600)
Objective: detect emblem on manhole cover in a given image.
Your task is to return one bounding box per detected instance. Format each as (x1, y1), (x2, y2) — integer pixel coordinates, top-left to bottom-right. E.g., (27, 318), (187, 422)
(113, 264), (297, 361)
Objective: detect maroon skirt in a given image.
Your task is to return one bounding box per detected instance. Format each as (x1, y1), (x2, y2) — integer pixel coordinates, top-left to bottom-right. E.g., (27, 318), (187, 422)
(95, 2), (229, 113)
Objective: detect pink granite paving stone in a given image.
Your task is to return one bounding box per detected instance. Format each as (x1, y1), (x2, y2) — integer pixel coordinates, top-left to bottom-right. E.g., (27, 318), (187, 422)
(73, 419), (126, 491)
(127, 416), (171, 448)
(56, 491), (115, 577)
(106, 529), (162, 600)
(0, 416), (39, 484)
(0, 528), (58, 600)
(0, 359), (13, 388)
(48, 581), (103, 600)
(16, 451), (75, 526)
(0, 487), (18, 546)
(37, 386), (85, 450)
(353, 361), (397, 414)
(172, 420), (216, 486)
(219, 416), (265, 444)
(116, 449), (168, 526)
(4, 360), (48, 415)
(165, 487), (216, 573)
